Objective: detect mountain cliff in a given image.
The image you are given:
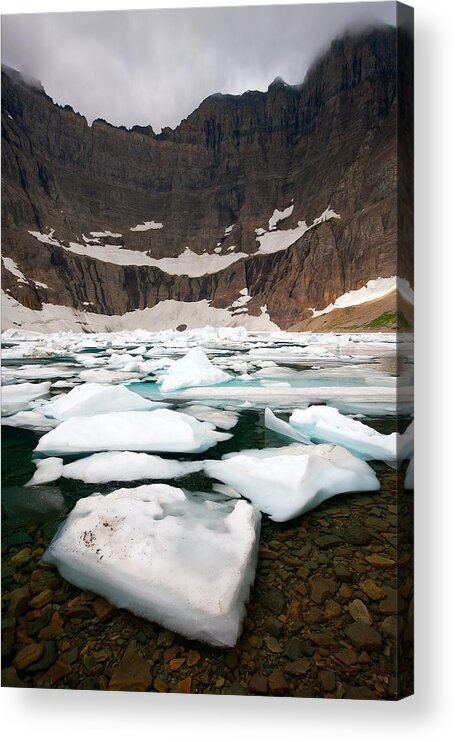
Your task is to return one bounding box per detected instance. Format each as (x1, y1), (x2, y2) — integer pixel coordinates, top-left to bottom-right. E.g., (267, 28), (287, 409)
(1, 25), (413, 332)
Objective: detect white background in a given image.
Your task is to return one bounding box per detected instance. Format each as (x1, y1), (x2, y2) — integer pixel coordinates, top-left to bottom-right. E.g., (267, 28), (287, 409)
(1, 1), (454, 740)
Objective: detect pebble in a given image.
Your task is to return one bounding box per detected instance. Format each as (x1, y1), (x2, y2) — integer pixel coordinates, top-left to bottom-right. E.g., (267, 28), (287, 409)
(268, 670), (288, 696)
(365, 555), (395, 569)
(109, 642), (152, 692)
(248, 673), (268, 694)
(318, 669), (337, 693)
(309, 575), (337, 604)
(348, 599), (373, 625)
(13, 642), (44, 671)
(359, 579), (386, 600)
(344, 622), (382, 652)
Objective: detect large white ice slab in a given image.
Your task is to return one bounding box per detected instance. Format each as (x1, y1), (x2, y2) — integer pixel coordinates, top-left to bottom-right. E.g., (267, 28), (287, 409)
(39, 382), (154, 420)
(35, 408), (232, 456)
(26, 451), (203, 486)
(289, 405), (398, 464)
(159, 347), (232, 393)
(205, 443), (379, 522)
(1, 381), (51, 416)
(44, 484), (261, 646)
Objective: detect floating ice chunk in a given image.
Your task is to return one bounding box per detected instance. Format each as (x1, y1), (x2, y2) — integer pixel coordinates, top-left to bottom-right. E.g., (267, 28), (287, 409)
(205, 443), (379, 522)
(79, 369), (140, 383)
(404, 457), (414, 489)
(264, 408), (312, 444)
(160, 347), (232, 393)
(25, 457), (64, 487)
(290, 405), (397, 464)
(180, 404), (239, 430)
(35, 409), (232, 456)
(39, 382), (154, 420)
(2, 410), (60, 432)
(29, 451), (203, 484)
(1, 381), (51, 416)
(44, 484), (261, 646)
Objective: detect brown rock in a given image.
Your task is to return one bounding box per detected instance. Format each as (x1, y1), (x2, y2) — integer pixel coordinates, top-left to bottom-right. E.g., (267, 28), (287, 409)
(318, 669), (337, 693)
(9, 547), (32, 568)
(6, 586), (31, 617)
(348, 599), (373, 625)
(324, 599), (342, 619)
(169, 658), (185, 671)
(187, 649), (200, 667)
(248, 673), (268, 694)
(309, 575), (337, 604)
(381, 616), (398, 638)
(30, 569), (59, 595)
(13, 641), (44, 670)
(335, 647), (357, 666)
(109, 642), (152, 692)
(283, 658), (311, 676)
(175, 677), (192, 693)
(359, 579), (386, 601)
(268, 670), (288, 696)
(365, 555), (396, 569)
(93, 596), (117, 621)
(344, 622), (382, 652)
(29, 588), (53, 610)
(264, 636), (282, 653)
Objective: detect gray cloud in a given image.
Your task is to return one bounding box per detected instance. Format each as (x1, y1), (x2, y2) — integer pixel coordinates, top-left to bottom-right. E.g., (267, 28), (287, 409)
(1, 3), (396, 132)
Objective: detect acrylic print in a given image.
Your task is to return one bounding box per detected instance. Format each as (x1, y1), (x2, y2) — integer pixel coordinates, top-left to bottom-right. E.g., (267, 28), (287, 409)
(1, 2), (414, 698)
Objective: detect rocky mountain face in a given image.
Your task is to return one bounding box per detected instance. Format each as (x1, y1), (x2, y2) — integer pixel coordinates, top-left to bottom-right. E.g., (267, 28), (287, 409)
(1, 26), (412, 331)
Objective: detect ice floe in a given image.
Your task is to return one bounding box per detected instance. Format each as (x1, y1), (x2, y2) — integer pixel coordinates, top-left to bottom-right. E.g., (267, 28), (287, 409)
(2, 381), (51, 416)
(204, 443), (379, 522)
(289, 405), (398, 464)
(26, 452), (203, 486)
(38, 382), (155, 420)
(180, 404), (239, 430)
(44, 484), (261, 646)
(159, 347), (232, 393)
(35, 408), (232, 455)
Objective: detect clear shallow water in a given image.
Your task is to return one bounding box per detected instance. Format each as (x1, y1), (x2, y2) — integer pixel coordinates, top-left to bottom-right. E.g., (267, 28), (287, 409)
(1, 329), (412, 535)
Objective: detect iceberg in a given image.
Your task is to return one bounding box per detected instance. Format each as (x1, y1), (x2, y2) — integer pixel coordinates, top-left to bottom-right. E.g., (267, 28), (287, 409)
(159, 347), (232, 393)
(204, 443), (379, 522)
(39, 382), (155, 420)
(1, 381), (51, 416)
(35, 408), (232, 456)
(26, 451), (204, 485)
(289, 405), (398, 464)
(44, 484), (261, 647)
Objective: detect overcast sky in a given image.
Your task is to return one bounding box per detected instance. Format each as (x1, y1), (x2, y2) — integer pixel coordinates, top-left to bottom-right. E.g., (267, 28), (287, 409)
(1, 3), (396, 132)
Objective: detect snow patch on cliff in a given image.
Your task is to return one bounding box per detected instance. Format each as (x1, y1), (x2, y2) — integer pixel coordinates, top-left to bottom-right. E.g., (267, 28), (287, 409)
(310, 277), (414, 317)
(130, 221), (163, 231)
